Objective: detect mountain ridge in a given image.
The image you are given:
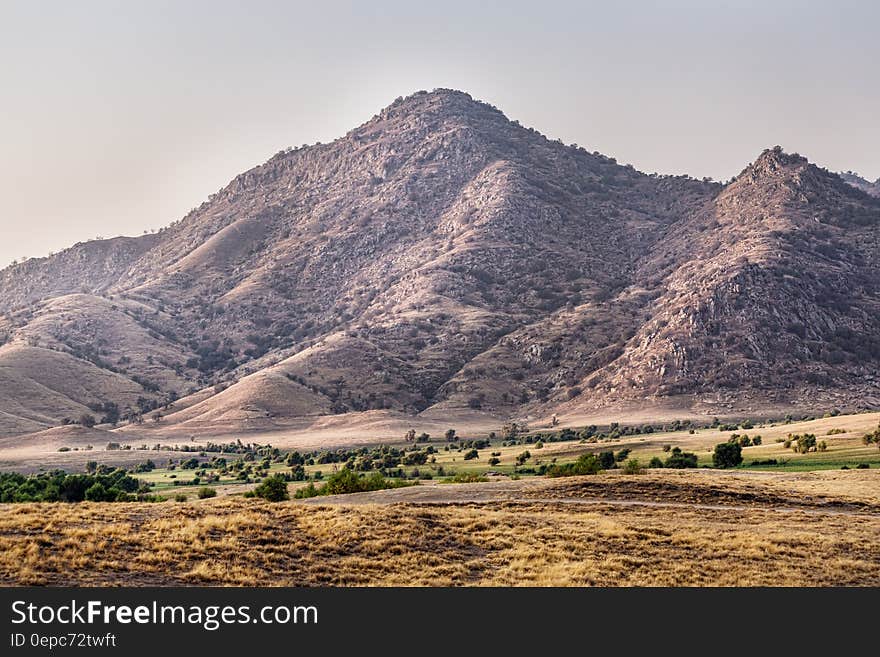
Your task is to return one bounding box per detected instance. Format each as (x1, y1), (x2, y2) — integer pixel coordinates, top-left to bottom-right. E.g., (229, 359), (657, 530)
(1, 90), (878, 441)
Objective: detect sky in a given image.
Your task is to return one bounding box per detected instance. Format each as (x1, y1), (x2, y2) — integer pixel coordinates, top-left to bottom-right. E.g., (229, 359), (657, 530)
(1, 0), (878, 268)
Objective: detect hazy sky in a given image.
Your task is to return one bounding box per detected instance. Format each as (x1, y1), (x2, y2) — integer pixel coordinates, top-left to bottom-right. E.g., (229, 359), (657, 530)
(1, 0), (878, 268)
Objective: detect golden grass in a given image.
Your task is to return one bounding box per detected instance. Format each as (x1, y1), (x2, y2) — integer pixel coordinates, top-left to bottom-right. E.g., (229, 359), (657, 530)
(1, 482), (879, 586)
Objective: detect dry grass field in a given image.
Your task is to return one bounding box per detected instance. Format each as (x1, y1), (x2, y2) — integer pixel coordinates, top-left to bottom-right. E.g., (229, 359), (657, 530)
(2, 469), (879, 587)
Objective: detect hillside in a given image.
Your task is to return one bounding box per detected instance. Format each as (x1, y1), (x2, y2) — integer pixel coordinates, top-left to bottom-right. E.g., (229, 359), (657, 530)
(841, 172), (880, 197)
(1, 90), (879, 441)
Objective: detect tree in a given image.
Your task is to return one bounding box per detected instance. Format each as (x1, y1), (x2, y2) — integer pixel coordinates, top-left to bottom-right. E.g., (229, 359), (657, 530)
(597, 451), (616, 470)
(622, 458), (644, 475)
(84, 482), (110, 501)
(444, 429), (457, 442)
(665, 447), (698, 469)
(250, 475), (290, 501)
(713, 441), (743, 468)
(79, 414), (96, 428)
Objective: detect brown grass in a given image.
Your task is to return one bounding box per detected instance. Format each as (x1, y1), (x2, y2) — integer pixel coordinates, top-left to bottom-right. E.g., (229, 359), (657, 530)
(2, 472), (880, 586)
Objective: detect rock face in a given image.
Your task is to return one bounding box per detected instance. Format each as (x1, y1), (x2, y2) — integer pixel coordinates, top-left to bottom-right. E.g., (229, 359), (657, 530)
(1, 91), (879, 437)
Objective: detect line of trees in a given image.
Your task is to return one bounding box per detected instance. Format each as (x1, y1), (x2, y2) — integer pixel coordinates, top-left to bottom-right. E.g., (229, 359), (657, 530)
(0, 469), (158, 503)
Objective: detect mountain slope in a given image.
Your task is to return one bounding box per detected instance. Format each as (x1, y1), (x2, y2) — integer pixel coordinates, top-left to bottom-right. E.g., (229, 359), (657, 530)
(841, 172), (880, 197)
(0, 92), (878, 440)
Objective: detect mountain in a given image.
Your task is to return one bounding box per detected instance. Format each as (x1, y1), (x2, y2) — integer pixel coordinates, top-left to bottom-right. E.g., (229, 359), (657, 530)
(840, 171), (880, 198)
(1, 90), (879, 440)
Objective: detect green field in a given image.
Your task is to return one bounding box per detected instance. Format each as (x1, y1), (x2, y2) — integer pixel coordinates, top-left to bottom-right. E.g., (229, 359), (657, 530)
(118, 412), (880, 499)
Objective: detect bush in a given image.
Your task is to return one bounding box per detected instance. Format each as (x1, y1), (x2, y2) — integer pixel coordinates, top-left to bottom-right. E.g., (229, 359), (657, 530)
(249, 475), (290, 501)
(597, 451), (616, 470)
(84, 482), (110, 501)
(448, 472), (488, 483)
(665, 447), (698, 469)
(173, 493), (188, 502)
(293, 469), (415, 497)
(790, 433), (817, 454)
(622, 458), (644, 475)
(463, 449), (479, 461)
(197, 487), (217, 499)
(713, 442), (743, 468)
(546, 453), (601, 477)
(648, 456), (664, 468)
(294, 483), (319, 499)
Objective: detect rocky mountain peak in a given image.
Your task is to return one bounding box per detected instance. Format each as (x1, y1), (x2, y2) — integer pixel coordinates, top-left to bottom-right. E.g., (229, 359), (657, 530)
(0, 94), (878, 440)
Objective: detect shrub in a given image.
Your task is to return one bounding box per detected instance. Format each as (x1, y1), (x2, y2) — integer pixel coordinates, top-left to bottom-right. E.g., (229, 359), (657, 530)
(84, 482), (112, 502)
(463, 449), (479, 461)
(648, 456), (664, 468)
(597, 451), (616, 470)
(173, 493), (188, 502)
(622, 458), (644, 475)
(249, 474), (290, 501)
(448, 472), (488, 483)
(665, 447), (698, 469)
(790, 433), (817, 454)
(713, 441), (743, 468)
(712, 440), (742, 468)
(546, 453), (601, 477)
(487, 457), (500, 466)
(294, 483), (319, 499)
(197, 487), (217, 499)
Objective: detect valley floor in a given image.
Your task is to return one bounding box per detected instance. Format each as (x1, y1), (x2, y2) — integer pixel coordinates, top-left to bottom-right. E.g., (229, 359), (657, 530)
(2, 469), (879, 586)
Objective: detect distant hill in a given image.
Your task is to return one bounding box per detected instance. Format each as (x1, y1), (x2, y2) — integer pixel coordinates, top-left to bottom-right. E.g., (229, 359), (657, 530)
(1, 90), (878, 439)
(840, 171), (880, 198)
